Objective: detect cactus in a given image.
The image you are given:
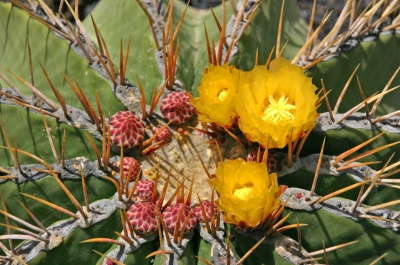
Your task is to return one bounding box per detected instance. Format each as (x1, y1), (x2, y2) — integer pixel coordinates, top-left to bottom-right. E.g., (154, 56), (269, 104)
(0, 0), (400, 264)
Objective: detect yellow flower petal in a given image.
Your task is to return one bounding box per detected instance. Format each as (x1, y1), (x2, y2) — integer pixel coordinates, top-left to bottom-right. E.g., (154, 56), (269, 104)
(208, 158), (281, 230)
(190, 64), (240, 128)
(234, 57), (319, 149)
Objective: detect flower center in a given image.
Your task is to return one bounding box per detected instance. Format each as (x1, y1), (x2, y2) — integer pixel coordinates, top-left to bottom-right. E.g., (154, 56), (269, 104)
(233, 183), (254, 200)
(218, 89), (228, 101)
(262, 94), (296, 122)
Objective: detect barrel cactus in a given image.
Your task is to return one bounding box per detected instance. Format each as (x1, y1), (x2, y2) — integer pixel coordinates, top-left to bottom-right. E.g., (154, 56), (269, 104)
(0, 0), (400, 264)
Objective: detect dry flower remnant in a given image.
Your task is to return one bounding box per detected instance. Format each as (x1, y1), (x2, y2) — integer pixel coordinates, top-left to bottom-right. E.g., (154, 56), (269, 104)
(208, 158), (283, 230)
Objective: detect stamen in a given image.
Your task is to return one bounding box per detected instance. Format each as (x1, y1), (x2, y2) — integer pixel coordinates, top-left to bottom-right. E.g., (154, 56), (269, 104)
(262, 94), (295, 122)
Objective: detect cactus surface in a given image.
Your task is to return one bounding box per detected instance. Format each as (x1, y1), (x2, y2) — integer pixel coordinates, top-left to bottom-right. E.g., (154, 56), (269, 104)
(1, 1), (400, 265)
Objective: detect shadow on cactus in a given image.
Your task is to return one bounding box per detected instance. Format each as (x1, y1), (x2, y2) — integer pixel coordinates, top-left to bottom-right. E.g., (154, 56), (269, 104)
(1, 0), (400, 264)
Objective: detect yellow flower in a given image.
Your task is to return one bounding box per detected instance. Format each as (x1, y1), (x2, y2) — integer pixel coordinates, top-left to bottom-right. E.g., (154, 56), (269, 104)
(190, 64), (240, 128)
(234, 57), (319, 149)
(208, 158), (282, 230)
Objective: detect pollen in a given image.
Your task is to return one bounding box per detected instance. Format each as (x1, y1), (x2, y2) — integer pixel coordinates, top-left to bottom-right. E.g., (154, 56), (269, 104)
(233, 184), (253, 200)
(262, 94), (296, 122)
(218, 89), (228, 101)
